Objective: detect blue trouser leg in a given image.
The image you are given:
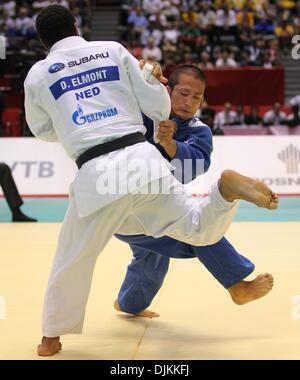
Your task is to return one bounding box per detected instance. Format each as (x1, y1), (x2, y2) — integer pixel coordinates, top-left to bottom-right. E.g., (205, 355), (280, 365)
(190, 238), (255, 289)
(115, 234), (255, 314)
(116, 245), (170, 314)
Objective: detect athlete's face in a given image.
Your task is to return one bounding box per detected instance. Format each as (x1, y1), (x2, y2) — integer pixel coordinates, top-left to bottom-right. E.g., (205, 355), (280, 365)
(169, 73), (205, 120)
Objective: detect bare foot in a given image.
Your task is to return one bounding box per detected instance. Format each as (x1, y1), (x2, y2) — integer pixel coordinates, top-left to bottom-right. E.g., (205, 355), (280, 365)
(114, 299), (160, 318)
(37, 336), (62, 356)
(219, 170), (279, 209)
(228, 273), (274, 305)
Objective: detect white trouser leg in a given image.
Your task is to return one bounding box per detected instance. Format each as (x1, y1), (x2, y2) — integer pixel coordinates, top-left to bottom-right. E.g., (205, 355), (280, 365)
(42, 195), (133, 337)
(124, 176), (239, 246)
(43, 175), (239, 336)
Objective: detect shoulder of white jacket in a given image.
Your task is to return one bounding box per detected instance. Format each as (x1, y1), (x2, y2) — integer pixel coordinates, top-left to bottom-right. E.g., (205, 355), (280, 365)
(24, 59), (46, 85)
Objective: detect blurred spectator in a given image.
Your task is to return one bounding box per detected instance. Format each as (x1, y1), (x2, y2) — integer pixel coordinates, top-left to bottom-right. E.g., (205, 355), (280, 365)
(262, 52), (273, 68)
(198, 1), (216, 33)
(198, 51), (214, 69)
(236, 5), (255, 29)
(142, 37), (162, 61)
(162, 0), (181, 22)
(202, 107), (225, 135)
(239, 50), (251, 66)
(15, 7), (33, 36)
(181, 6), (199, 24)
(254, 1), (275, 34)
(195, 100), (211, 118)
(204, 108), (220, 134)
(0, 163), (37, 222)
(142, 0), (164, 15)
(278, 0), (297, 10)
(150, 11), (167, 27)
(214, 4), (239, 45)
(162, 38), (177, 55)
(127, 39), (143, 59)
(1, 0), (16, 17)
(2, 0), (300, 138)
(127, 7), (148, 39)
(234, 105), (245, 124)
(275, 19), (294, 54)
(263, 102), (287, 125)
(215, 49), (238, 67)
(286, 105), (300, 126)
(179, 20), (203, 48)
(290, 94), (300, 107)
(246, 39), (263, 66)
(254, 14), (274, 34)
(140, 19), (163, 46)
(72, 7), (83, 35)
(0, 90), (4, 120)
(245, 105), (262, 125)
(0, 0), (92, 138)
(215, 102), (238, 126)
(163, 21), (179, 44)
(268, 39), (280, 65)
(118, 0), (292, 69)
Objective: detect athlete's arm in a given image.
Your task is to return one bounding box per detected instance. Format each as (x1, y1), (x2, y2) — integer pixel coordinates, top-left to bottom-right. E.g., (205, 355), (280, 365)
(24, 66), (58, 142)
(118, 43), (171, 122)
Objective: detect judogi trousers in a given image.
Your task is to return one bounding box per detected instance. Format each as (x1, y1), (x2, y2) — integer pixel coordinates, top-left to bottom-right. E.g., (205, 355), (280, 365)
(42, 175), (239, 337)
(116, 235), (255, 314)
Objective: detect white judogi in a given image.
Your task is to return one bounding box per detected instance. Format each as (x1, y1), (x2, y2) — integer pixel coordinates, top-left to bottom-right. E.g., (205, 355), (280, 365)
(24, 36), (239, 336)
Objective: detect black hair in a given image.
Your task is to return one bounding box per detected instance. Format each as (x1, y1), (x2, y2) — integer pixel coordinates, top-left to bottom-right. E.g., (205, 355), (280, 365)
(35, 5), (76, 48)
(168, 65), (207, 89)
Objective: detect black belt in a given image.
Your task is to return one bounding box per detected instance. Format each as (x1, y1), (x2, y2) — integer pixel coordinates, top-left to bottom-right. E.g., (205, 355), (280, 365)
(76, 132), (146, 169)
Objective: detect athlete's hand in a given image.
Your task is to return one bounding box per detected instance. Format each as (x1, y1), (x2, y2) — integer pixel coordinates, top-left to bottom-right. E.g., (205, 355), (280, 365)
(157, 120), (177, 158)
(157, 120), (177, 141)
(139, 59), (168, 84)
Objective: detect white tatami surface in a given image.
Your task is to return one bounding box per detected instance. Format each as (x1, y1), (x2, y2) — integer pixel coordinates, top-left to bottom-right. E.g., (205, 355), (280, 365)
(0, 222), (299, 360)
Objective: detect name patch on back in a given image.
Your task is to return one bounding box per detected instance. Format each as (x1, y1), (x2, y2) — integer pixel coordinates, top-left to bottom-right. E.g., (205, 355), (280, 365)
(49, 66), (120, 100)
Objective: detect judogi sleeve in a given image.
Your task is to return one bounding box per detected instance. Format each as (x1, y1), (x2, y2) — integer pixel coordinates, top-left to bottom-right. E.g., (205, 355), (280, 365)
(170, 119), (213, 184)
(24, 67), (58, 142)
(118, 43), (171, 122)
(174, 125), (213, 175)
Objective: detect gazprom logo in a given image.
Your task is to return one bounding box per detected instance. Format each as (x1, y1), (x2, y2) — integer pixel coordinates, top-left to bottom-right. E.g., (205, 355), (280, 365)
(49, 62), (65, 74)
(72, 104), (85, 125)
(278, 144), (300, 174)
(72, 104), (118, 126)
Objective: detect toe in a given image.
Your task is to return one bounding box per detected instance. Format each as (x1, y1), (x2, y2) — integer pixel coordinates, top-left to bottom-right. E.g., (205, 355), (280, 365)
(269, 201), (278, 210)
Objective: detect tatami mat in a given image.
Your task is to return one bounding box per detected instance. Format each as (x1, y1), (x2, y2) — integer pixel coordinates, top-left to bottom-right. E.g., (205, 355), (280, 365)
(0, 222), (299, 359)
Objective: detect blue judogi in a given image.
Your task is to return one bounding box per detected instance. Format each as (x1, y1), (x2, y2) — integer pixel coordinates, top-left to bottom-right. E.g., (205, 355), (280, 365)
(115, 116), (254, 314)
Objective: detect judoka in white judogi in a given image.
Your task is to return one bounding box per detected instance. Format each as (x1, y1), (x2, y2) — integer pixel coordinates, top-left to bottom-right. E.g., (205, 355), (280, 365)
(25, 36), (240, 337)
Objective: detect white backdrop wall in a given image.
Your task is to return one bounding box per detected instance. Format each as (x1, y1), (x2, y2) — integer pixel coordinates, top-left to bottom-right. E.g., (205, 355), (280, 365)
(0, 136), (299, 196)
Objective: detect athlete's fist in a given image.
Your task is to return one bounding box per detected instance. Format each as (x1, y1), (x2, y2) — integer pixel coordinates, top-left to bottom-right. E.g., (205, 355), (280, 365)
(157, 120), (177, 141)
(157, 120), (177, 158)
(139, 59), (168, 84)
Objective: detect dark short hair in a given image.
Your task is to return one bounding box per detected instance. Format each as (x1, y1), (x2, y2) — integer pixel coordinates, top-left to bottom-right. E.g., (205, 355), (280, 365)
(168, 65), (207, 89)
(35, 5), (76, 48)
